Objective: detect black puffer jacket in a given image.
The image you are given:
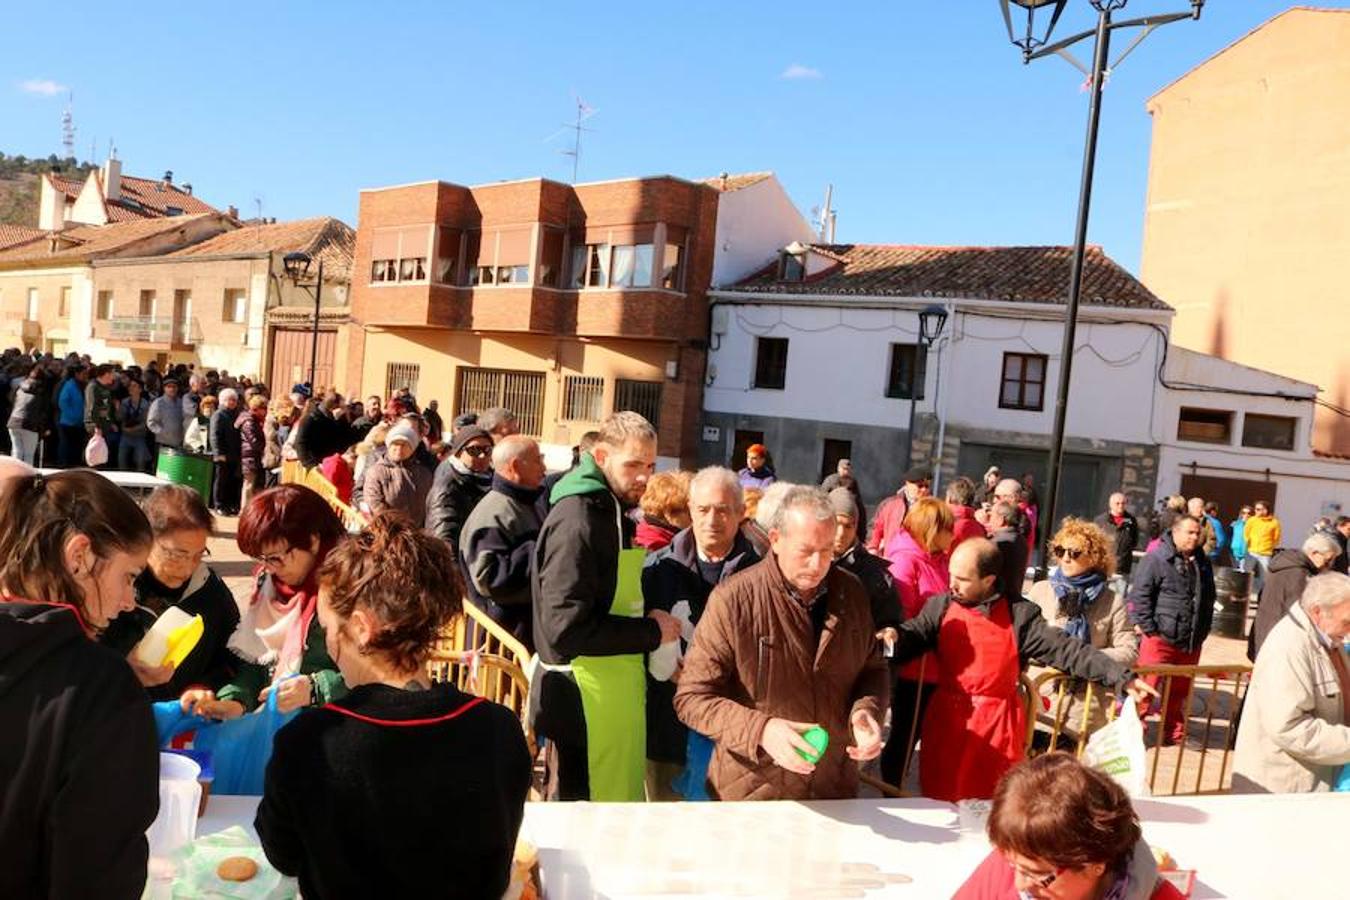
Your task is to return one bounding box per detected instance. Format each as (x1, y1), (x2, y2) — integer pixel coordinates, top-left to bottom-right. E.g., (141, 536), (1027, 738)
(641, 529), (760, 764)
(0, 602), (158, 900)
(1126, 532), (1217, 653)
(425, 460), (491, 557)
(1095, 511), (1141, 576)
(835, 542), (899, 630)
(1247, 548), (1318, 662)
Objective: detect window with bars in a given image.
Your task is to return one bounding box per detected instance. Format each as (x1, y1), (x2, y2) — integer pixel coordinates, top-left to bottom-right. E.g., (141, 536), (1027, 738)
(386, 362), (420, 400)
(562, 375), (605, 422)
(615, 378), (662, 429)
(456, 367), (546, 436)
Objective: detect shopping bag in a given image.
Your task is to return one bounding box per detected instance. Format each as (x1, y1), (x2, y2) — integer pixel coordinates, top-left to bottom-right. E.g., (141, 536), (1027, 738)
(1335, 765), (1350, 792)
(84, 429), (108, 467)
(192, 689), (299, 795)
(1082, 697), (1149, 797)
(672, 731), (714, 801)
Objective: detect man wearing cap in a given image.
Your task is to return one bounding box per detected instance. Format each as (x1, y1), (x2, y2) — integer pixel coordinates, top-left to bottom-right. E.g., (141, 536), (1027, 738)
(866, 466), (931, 557)
(738, 444), (777, 491)
(426, 426), (495, 561)
(363, 421), (434, 523)
(822, 458), (867, 536)
(829, 487), (899, 639)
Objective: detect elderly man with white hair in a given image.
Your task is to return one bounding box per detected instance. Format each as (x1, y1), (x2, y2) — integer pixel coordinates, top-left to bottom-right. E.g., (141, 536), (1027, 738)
(209, 388), (243, 515)
(676, 485), (889, 800)
(642, 466), (761, 800)
(1248, 530), (1343, 662)
(1233, 572), (1350, 793)
(458, 434), (549, 649)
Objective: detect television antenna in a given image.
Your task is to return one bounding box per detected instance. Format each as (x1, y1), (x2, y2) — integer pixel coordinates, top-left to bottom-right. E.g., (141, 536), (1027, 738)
(544, 95), (597, 183)
(61, 92), (76, 160)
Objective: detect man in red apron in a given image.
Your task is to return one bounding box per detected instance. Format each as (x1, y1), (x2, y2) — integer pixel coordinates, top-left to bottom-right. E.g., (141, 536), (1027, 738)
(892, 538), (1156, 802)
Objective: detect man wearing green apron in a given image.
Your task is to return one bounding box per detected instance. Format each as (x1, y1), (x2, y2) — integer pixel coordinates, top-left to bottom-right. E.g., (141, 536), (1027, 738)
(531, 411), (682, 801)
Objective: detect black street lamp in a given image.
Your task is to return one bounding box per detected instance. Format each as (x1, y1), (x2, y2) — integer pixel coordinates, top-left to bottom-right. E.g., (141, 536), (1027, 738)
(283, 250), (324, 392)
(906, 303), (949, 471)
(998, 0), (1203, 575)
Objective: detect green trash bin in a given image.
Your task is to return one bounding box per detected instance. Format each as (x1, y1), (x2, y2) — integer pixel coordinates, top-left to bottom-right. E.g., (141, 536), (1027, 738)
(156, 447), (214, 502)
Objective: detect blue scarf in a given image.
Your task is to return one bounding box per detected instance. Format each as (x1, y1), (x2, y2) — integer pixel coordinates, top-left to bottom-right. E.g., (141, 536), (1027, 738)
(1049, 568), (1108, 643)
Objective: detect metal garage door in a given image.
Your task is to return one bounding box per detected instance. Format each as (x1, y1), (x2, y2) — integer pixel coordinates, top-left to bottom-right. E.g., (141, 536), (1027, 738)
(269, 328), (336, 393)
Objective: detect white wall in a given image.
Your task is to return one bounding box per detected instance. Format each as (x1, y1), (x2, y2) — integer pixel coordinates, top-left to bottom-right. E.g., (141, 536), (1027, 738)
(704, 298), (1163, 445)
(710, 177), (815, 288)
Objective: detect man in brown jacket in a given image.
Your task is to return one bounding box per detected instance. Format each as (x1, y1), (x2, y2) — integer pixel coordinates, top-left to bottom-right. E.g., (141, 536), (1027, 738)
(674, 485), (889, 800)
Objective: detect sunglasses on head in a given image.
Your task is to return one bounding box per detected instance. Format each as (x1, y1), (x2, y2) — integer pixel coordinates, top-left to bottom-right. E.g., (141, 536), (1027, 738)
(1052, 545), (1085, 560)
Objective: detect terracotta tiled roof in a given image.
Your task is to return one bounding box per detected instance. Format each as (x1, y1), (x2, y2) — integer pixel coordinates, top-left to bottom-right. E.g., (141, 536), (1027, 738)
(48, 171), (223, 221)
(700, 172), (773, 192)
(729, 243), (1171, 311)
(0, 224), (45, 252)
(170, 217), (355, 283)
(0, 214), (220, 266)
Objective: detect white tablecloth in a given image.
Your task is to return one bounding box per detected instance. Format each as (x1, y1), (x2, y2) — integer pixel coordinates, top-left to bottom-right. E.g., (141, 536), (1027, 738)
(198, 792), (1348, 899)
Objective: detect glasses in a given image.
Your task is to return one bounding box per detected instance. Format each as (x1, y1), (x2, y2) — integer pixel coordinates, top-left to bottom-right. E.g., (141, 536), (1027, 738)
(463, 445), (492, 458)
(254, 547), (294, 567)
(1006, 856), (1061, 889)
(1052, 545), (1085, 560)
(158, 544), (210, 564)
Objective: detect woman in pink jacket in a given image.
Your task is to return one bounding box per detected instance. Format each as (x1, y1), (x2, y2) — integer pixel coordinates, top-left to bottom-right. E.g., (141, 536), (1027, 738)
(880, 497), (954, 786)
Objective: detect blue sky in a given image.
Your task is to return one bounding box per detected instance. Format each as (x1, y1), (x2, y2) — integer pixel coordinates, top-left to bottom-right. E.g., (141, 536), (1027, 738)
(0, 1), (1320, 274)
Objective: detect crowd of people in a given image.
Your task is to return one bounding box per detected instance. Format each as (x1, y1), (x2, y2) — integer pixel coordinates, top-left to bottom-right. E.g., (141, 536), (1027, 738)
(2, 381), (1347, 897)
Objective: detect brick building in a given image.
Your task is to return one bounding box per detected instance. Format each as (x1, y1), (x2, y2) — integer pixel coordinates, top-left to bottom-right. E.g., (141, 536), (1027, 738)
(348, 172), (810, 467)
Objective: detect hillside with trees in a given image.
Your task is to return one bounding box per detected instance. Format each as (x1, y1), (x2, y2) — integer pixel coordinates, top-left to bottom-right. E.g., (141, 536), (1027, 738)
(0, 153), (96, 227)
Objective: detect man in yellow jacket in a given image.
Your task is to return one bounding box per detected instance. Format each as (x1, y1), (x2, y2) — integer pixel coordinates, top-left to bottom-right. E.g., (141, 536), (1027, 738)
(1244, 500), (1282, 593)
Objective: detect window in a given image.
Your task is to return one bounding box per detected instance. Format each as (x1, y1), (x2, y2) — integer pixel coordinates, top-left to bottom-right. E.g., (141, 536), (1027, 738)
(59, 287), (71, 318)
(435, 227), (460, 284)
(753, 337), (789, 390)
(615, 379), (662, 429)
(885, 343), (928, 400)
(495, 265), (530, 285)
(1177, 407), (1233, 445)
(568, 243), (588, 289)
(399, 257), (427, 282)
(456, 367), (546, 436)
(370, 226), (431, 284)
(371, 259), (396, 282)
(562, 375), (604, 421)
(96, 291), (114, 321)
(385, 362), (420, 400)
(139, 290), (156, 318)
(461, 232), (482, 286)
(779, 249), (806, 282)
(222, 288), (247, 324)
(999, 352), (1047, 411)
(26, 288), (38, 320)
(661, 243), (684, 290)
(1242, 413), (1296, 451)
(608, 244), (654, 288)
(586, 243), (609, 287)
(538, 229), (565, 287)
(472, 265), (495, 286)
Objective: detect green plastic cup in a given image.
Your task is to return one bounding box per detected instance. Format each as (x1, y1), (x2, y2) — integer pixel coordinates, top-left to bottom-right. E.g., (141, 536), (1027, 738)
(795, 726), (829, 764)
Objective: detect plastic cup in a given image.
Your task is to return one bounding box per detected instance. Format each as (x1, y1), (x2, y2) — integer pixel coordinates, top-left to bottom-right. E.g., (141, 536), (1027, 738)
(147, 752), (203, 858)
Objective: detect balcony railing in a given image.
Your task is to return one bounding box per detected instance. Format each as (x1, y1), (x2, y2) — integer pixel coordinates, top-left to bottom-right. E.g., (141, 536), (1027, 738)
(103, 315), (201, 346)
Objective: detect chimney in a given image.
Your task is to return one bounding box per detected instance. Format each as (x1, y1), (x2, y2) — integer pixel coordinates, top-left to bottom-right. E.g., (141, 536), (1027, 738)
(182, 182), (192, 195)
(38, 174), (66, 230)
(102, 156), (122, 202)
(162, 169), (173, 188)
(719, 171), (729, 190)
(227, 204), (239, 220)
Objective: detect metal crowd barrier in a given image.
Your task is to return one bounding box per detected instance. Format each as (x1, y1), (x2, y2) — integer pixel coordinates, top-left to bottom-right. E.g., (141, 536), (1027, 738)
(279, 458), (367, 532)
(1031, 664), (1252, 796)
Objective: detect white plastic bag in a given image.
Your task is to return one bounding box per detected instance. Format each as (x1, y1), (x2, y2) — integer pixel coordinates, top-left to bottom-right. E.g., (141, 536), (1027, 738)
(84, 429), (108, 467)
(1082, 696), (1150, 797)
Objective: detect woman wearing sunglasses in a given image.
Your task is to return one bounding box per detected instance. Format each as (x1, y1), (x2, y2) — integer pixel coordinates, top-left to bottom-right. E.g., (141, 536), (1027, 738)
(181, 484), (348, 719)
(101, 484), (242, 701)
(425, 425), (495, 562)
(955, 753), (1183, 899)
(1028, 518), (1139, 742)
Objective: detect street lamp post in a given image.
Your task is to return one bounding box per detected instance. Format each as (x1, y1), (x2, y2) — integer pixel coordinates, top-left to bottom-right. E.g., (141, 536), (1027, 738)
(905, 303), (949, 471)
(282, 251), (324, 392)
(998, 0), (1203, 575)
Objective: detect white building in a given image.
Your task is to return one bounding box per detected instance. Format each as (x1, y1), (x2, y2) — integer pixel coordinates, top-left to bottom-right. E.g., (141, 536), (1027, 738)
(702, 242), (1350, 532)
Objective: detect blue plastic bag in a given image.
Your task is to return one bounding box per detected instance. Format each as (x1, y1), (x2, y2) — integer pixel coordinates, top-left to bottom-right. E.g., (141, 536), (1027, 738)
(1336, 765), (1350, 792)
(151, 688), (299, 795)
(672, 731), (714, 801)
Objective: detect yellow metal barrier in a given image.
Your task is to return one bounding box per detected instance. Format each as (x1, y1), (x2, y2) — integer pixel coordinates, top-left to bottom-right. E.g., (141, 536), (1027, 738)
(1031, 664), (1251, 796)
(279, 459), (367, 532)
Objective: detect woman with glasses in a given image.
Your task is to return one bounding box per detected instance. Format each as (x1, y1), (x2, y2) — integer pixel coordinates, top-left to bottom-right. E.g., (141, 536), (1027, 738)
(425, 425), (495, 562)
(955, 752), (1183, 899)
(181, 484), (347, 719)
(101, 484), (241, 701)
(1028, 518), (1139, 743)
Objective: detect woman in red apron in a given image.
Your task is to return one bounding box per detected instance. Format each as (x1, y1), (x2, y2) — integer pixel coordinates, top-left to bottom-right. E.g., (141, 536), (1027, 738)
(893, 538), (1153, 802)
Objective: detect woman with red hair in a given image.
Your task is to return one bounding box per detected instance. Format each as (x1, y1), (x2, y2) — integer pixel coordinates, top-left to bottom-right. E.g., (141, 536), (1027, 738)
(182, 484), (348, 719)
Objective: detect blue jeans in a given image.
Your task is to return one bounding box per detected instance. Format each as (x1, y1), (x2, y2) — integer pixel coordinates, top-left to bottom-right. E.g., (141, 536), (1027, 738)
(118, 435), (150, 472)
(1249, 553), (1272, 595)
(7, 428), (38, 465)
